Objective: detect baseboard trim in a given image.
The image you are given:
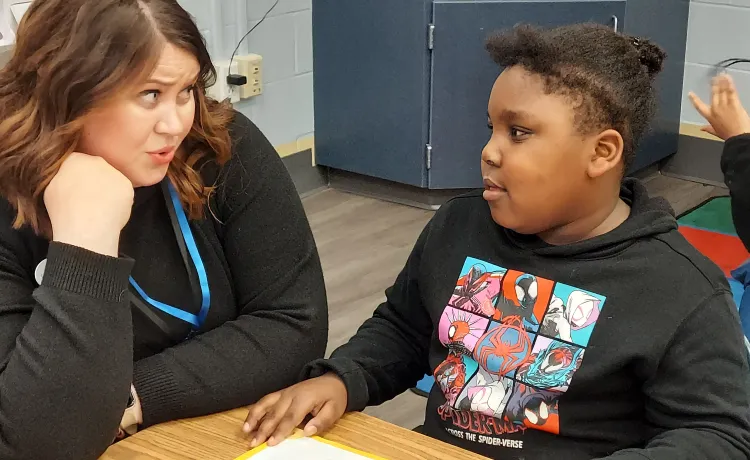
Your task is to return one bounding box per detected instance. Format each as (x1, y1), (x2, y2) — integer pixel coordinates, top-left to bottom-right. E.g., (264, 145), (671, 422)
(281, 149), (329, 196)
(679, 122), (720, 142)
(328, 169), (471, 210)
(661, 133), (726, 187)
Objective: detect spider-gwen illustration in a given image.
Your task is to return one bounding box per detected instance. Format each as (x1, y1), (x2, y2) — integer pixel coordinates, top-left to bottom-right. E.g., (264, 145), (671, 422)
(539, 289), (604, 346)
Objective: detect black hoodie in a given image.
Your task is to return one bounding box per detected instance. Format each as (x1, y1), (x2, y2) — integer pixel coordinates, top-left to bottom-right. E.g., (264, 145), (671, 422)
(722, 134), (750, 252)
(306, 178), (750, 460)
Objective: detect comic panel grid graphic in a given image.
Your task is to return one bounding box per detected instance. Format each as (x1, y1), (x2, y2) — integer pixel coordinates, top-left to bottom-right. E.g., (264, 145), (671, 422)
(435, 257), (606, 435)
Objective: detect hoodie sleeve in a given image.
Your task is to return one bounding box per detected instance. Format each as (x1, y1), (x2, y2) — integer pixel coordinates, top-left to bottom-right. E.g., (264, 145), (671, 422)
(721, 134), (750, 251)
(596, 290), (750, 460)
(302, 213), (437, 412)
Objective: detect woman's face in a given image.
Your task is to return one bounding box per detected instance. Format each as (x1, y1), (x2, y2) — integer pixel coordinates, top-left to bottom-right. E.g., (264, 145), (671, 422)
(78, 44), (200, 187)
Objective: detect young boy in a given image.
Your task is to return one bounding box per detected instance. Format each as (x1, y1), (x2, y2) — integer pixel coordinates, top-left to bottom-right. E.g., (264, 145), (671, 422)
(690, 74), (750, 251)
(244, 24), (750, 459)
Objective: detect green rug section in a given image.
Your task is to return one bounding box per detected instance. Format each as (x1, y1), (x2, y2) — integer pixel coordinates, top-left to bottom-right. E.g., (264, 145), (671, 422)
(678, 197), (737, 235)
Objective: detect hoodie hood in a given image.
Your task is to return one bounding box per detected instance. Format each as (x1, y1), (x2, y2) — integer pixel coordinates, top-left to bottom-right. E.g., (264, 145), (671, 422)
(504, 178), (678, 259)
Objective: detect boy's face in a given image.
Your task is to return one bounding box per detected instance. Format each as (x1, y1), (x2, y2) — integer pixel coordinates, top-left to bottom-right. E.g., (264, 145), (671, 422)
(482, 66), (604, 236)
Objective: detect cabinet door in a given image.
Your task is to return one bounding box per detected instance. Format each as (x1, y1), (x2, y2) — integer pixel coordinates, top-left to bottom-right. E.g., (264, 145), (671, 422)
(429, 0), (627, 189)
(313, 0), (433, 187)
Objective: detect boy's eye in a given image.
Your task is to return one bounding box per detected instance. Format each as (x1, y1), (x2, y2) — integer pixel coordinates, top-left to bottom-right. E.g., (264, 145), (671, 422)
(487, 120), (494, 130)
(509, 127), (531, 141)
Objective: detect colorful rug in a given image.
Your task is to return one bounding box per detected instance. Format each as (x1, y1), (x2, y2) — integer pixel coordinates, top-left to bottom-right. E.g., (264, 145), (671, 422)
(678, 196), (749, 277)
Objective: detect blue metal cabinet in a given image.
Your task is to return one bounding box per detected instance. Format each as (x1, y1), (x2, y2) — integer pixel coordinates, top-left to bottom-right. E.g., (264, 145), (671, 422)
(622, 0), (690, 173)
(313, 0), (688, 190)
(312, 0), (433, 188)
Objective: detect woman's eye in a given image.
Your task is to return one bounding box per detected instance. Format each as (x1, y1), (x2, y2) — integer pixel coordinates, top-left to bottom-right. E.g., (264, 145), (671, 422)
(487, 122), (494, 131)
(178, 86), (196, 103)
(140, 90), (159, 104)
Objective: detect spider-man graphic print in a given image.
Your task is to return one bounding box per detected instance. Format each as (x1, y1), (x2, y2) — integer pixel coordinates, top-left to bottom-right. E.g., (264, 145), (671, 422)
(436, 257), (606, 436)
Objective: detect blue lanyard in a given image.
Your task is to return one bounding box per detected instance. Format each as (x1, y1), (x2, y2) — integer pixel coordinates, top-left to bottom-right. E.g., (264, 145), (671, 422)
(129, 181), (211, 329)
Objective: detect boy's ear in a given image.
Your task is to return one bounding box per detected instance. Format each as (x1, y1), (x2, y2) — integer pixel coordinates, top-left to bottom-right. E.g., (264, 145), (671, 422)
(587, 129), (624, 178)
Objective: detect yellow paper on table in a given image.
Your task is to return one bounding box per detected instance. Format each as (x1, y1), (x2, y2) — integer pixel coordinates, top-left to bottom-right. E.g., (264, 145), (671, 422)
(235, 435), (386, 460)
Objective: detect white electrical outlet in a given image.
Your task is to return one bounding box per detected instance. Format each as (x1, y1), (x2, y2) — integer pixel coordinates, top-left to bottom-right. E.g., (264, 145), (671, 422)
(207, 60), (241, 104)
(235, 54), (263, 99)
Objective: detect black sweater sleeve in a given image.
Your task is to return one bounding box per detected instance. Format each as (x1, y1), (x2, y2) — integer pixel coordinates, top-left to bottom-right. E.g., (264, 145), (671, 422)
(132, 114), (329, 426)
(722, 135), (750, 251)
(303, 211), (437, 412)
(598, 291), (750, 460)
(0, 212), (135, 460)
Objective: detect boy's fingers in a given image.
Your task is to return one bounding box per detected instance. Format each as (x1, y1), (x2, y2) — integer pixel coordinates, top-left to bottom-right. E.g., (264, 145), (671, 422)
(689, 92), (711, 119)
(251, 396), (295, 448)
(304, 401), (341, 436)
(268, 398), (317, 446)
(244, 393), (281, 434)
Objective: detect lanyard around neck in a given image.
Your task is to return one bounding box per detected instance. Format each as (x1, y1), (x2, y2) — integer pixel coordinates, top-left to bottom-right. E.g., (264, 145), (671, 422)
(129, 180), (211, 330)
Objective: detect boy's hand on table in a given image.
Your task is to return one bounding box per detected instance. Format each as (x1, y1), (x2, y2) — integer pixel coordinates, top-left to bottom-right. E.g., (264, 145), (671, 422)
(690, 73), (750, 141)
(243, 373), (348, 448)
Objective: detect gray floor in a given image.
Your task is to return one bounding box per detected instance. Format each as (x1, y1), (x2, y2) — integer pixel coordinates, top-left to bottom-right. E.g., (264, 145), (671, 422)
(301, 173), (727, 430)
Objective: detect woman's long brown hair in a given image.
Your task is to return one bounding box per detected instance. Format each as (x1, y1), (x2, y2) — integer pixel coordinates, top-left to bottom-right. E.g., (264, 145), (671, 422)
(0, 0), (234, 237)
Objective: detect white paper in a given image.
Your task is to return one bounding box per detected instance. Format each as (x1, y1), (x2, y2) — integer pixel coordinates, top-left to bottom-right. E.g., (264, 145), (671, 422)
(249, 437), (373, 460)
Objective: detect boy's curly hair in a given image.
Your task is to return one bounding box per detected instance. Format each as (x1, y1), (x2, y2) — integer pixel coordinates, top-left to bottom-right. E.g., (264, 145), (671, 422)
(486, 23), (666, 170)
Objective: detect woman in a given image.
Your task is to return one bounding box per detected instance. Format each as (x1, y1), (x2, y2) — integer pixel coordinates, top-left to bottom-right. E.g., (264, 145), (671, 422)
(0, 1), (328, 459)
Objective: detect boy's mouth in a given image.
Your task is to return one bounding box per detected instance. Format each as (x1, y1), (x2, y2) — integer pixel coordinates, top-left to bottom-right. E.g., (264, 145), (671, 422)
(483, 178), (507, 200)
(484, 178), (508, 193)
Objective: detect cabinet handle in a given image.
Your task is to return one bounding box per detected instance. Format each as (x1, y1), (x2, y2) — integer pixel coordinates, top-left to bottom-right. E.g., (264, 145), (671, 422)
(612, 15), (619, 33)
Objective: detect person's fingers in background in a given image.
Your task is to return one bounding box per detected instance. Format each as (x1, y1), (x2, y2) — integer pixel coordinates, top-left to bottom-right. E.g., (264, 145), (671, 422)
(713, 74), (722, 110)
(688, 92), (712, 120)
(718, 74), (730, 107)
(701, 124), (718, 137)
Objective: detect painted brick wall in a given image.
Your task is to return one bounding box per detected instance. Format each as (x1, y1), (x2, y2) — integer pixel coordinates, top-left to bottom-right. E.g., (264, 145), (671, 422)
(178, 0), (314, 149)
(682, 0), (750, 125)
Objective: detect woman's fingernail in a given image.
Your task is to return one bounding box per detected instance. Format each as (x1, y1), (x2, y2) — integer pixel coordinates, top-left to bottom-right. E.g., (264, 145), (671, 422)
(269, 437), (276, 445)
(243, 423), (251, 433)
(250, 438), (258, 448)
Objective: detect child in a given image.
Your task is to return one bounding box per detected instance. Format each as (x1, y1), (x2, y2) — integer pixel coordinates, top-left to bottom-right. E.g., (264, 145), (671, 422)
(689, 74), (750, 251)
(244, 24), (750, 459)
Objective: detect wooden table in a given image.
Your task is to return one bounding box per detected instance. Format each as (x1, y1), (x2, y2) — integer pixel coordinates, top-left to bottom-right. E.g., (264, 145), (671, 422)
(101, 408), (488, 460)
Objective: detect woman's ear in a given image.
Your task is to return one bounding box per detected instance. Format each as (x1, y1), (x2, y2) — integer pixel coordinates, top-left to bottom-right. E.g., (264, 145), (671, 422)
(587, 129), (624, 178)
